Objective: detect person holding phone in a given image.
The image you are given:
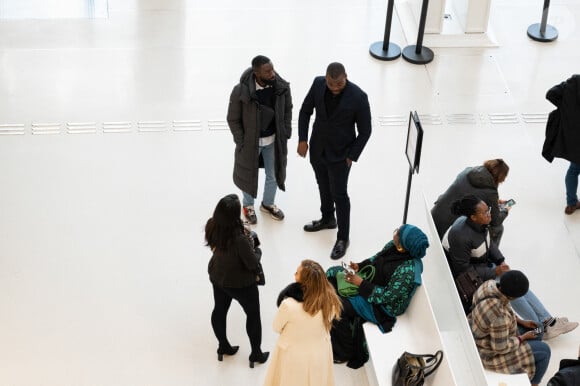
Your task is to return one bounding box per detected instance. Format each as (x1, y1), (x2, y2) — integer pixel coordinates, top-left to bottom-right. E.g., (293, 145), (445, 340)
(443, 195), (578, 338)
(470, 271), (551, 386)
(431, 159), (511, 245)
(325, 224), (429, 368)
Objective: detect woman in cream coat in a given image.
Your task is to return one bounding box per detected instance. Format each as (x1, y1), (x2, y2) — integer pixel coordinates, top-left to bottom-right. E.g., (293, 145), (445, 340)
(263, 260), (342, 386)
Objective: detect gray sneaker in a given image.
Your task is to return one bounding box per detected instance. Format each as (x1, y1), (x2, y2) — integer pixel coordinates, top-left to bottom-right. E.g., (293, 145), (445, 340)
(260, 203), (284, 220)
(543, 317), (579, 340)
(243, 206), (257, 225)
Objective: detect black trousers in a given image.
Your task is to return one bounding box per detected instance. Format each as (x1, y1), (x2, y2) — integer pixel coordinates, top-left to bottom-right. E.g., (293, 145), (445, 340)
(211, 282), (262, 354)
(310, 157), (351, 240)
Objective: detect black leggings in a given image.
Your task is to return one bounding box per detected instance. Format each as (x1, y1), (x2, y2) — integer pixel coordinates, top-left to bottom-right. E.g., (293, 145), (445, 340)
(211, 283), (262, 354)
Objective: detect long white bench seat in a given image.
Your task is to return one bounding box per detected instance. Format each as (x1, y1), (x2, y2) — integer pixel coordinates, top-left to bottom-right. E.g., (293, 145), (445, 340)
(484, 370), (530, 386)
(363, 283), (455, 386)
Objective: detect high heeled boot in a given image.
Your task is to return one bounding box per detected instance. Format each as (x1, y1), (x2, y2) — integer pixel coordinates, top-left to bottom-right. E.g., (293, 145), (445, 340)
(217, 344), (239, 361)
(248, 351), (269, 368)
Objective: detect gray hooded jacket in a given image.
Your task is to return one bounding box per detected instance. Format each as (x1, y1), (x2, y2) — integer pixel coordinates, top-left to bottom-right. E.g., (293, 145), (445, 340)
(431, 165), (508, 239)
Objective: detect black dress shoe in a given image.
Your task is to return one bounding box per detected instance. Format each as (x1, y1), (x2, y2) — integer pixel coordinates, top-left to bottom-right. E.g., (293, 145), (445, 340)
(331, 239), (349, 260)
(303, 218), (337, 232)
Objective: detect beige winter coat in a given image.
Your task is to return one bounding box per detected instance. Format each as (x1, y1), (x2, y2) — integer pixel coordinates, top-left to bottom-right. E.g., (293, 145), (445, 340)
(263, 298), (335, 386)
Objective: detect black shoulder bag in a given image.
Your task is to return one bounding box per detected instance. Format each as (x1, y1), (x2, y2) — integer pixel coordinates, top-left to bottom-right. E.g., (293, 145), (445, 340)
(392, 350), (444, 386)
(454, 231), (491, 313)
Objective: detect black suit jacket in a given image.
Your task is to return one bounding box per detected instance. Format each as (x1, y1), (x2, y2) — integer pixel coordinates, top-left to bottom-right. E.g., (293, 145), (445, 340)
(298, 76), (371, 163)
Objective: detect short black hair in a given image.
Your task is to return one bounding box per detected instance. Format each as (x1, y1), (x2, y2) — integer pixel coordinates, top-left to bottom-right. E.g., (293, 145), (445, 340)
(252, 55), (271, 71)
(326, 62), (346, 79)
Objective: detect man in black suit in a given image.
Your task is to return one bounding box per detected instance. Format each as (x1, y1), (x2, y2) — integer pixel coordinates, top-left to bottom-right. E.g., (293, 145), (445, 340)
(297, 62), (372, 259)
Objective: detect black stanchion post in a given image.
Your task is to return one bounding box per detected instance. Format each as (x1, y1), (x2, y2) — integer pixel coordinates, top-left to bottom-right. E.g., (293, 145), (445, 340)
(402, 0), (434, 64)
(527, 0), (558, 42)
(369, 0), (401, 61)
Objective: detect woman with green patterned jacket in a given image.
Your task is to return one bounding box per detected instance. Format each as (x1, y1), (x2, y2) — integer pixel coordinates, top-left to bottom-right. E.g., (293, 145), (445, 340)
(326, 224), (429, 367)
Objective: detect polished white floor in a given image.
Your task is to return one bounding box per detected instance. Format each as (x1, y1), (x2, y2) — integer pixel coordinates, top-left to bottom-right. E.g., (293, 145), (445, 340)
(0, 0), (579, 385)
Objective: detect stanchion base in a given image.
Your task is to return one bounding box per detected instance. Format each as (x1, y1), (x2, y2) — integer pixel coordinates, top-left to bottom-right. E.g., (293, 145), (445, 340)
(527, 23), (558, 42)
(402, 45), (434, 65)
(369, 41), (401, 61)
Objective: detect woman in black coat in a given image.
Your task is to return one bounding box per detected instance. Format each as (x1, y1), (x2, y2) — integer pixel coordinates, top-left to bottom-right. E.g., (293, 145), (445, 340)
(205, 194), (269, 368)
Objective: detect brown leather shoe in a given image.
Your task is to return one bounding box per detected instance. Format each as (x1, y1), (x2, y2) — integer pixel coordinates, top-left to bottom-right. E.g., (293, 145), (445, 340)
(565, 202), (580, 215)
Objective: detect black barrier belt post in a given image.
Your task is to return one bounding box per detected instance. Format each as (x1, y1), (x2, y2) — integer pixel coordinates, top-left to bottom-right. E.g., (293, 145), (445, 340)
(527, 0), (558, 42)
(402, 0), (434, 64)
(369, 0), (401, 61)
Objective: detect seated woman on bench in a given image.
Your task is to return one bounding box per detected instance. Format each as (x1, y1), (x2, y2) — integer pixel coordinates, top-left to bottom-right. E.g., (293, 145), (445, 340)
(442, 194), (577, 340)
(326, 224), (429, 368)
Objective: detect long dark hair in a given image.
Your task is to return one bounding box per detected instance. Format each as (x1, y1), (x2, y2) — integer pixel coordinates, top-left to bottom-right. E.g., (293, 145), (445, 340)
(205, 194), (244, 251)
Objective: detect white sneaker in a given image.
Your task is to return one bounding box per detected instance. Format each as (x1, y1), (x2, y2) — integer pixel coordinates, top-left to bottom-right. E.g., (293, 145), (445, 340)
(543, 317), (579, 340)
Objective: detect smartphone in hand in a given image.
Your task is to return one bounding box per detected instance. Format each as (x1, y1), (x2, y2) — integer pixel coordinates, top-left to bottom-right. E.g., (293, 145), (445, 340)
(341, 261), (355, 275)
(500, 199), (516, 210)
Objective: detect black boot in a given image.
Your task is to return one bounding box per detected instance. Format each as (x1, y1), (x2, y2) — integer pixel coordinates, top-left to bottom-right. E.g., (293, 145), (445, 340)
(248, 351), (269, 368)
(217, 344), (239, 361)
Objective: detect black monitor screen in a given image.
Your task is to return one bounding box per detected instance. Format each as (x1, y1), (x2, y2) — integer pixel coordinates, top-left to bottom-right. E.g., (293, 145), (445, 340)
(405, 111), (423, 173)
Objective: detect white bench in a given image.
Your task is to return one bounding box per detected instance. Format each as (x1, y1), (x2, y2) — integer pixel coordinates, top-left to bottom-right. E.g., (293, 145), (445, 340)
(484, 370), (530, 386)
(363, 283), (455, 386)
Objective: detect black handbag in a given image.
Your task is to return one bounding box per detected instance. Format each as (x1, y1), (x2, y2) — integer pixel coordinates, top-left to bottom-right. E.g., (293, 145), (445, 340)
(256, 260), (265, 286)
(455, 270), (483, 312)
(245, 229), (265, 285)
(392, 350), (443, 386)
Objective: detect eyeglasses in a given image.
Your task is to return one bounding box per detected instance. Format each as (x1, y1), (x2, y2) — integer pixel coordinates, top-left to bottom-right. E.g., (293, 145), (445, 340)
(478, 207), (492, 216)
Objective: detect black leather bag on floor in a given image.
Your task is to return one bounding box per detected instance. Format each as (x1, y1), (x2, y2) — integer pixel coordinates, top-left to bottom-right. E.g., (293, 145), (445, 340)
(392, 350), (443, 386)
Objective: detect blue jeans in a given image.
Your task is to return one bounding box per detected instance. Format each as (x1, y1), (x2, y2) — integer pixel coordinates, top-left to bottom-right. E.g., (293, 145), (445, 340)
(242, 142), (276, 207)
(565, 162), (580, 206)
(510, 289), (551, 331)
(527, 340), (551, 384)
